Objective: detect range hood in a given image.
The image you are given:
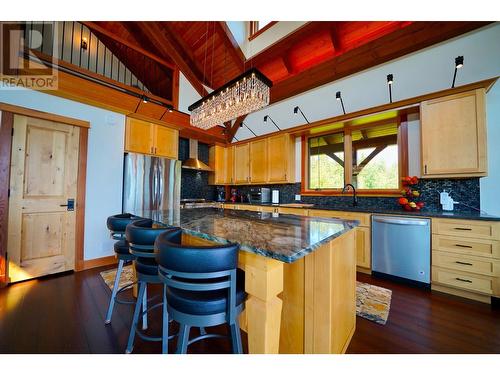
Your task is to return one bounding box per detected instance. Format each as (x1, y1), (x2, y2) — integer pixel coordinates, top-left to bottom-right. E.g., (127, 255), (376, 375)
(182, 139), (213, 172)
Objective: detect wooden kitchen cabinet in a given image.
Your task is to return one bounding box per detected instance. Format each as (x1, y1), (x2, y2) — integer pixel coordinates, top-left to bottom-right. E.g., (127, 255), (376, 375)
(154, 124), (178, 159)
(268, 134), (295, 183)
(420, 89), (487, 178)
(125, 117), (178, 159)
(234, 143), (250, 184)
(209, 145), (234, 185)
(125, 117), (153, 154)
(249, 139), (268, 183)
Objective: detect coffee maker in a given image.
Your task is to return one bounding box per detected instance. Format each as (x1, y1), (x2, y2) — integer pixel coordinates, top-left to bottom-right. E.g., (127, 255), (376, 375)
(216, 186), (226, 202)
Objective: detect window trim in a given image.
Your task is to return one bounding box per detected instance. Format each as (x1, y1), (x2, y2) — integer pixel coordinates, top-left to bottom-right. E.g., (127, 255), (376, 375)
(248, 21), (278, 41)
(301, 116), (409, 197)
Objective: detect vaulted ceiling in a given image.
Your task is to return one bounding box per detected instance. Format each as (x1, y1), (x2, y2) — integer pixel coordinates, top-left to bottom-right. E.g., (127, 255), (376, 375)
(84, 21), (491, 141)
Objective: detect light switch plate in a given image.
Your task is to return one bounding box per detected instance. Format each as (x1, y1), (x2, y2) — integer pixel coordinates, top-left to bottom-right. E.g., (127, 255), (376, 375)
(295, 194), (301, 201)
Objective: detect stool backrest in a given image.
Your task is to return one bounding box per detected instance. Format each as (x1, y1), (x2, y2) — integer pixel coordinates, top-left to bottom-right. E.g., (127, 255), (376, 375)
(125, 219), (171, 259)
(107, 213), (141, 240)
(155, 228), (241, 321)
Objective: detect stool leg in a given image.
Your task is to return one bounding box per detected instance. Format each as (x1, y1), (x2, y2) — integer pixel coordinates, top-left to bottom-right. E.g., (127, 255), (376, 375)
(177, 324), (190, 354)
(142, 283), (148, 330)
(161, 284), (169, 354)
(105, 258), (124, 324)
(230, 321), (243, 354)
(125, 281), (146, 354)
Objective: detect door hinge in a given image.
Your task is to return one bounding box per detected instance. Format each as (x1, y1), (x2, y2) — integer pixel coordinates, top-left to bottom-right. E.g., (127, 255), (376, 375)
(7, 188), (10, 198)
(11, 128), (14, 136)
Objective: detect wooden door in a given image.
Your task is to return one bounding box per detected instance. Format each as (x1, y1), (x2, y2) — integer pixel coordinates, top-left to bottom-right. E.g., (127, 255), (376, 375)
(268, 134), (290, 183)
(233, 143), (250, 184)
(249, 139), (268, 183)
(125, 117), (153, 154)
(154, 125), (178, 159)
(8, 115), (80, 283)
(420, 89), (487, 177)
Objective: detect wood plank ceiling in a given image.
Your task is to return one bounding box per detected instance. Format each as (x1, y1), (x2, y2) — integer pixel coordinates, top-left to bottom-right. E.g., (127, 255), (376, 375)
(85, 21), (490, 142)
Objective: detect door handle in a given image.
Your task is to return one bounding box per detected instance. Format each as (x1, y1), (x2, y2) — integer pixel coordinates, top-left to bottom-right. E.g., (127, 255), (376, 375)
(60, 199), (75, 211)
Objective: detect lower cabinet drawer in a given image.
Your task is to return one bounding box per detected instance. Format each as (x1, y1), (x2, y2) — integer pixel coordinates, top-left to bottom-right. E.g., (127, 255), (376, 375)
(432, 234), (500, 258)
(310, 209), (371, 227)
(431, 266), (499, 296)
(432, 250), (500, 277)
(432, 218), (500, 240)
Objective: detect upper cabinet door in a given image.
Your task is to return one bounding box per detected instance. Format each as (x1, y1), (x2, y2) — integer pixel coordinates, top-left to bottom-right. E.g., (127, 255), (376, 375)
(249, 139), (268, 183)
(154, 125), (178, 159)
(268, 134), (294, 183)
(420, 89), (487, 178)
(226, 146), (234, 185)
(125, 118), (154, 154)
(234, 143), (250, 184)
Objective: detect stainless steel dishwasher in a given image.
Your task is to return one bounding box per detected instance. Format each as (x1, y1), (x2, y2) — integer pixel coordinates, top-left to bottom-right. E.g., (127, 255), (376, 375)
(372, 215), (431, 286)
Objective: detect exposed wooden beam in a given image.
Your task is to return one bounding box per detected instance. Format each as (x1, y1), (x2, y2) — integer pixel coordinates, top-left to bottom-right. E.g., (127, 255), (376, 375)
(270, 21), (491, 104)
(227, 115), (246, 143)
(136, 22), (209, 97)
(82, 21), (175, 70)
(314, 135), (398, 155)
(215, 22), (245, 72)
(352, 145), (386, 176)
(325, 152), (344, 168)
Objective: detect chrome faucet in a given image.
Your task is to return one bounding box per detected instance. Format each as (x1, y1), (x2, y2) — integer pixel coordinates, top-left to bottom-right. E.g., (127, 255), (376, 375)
(342, 184), (358, 206)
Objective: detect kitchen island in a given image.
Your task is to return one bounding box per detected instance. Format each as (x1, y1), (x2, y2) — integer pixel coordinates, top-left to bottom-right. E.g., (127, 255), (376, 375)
(135, 207), (359, 354)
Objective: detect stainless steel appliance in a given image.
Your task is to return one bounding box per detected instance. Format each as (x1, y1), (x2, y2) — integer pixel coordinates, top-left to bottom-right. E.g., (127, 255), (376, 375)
(372, 215), (431, 286)
(249, 187), (271, 204)
(123, 152), (181, 213)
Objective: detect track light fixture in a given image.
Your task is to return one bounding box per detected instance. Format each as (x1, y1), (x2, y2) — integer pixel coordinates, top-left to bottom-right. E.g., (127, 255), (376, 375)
(452, 55), (464, 88)
(242, 122), (258, 137)
(159, 104), (174, 121)
(264, 115), (281, 131)
(387, 74), (394, 103)
(142, 95), (148, 104)
(335, 91), (346, 115)
(293, 106), (310, 124)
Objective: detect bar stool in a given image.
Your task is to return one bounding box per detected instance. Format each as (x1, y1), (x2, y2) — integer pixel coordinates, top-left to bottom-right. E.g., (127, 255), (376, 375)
(155, 228), (247, 354)
(124, 218), (175, 354)
(105, 213), (142, 325)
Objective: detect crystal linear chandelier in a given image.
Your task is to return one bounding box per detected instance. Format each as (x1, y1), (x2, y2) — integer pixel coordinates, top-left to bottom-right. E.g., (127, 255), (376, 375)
(188, 68), (272, 130)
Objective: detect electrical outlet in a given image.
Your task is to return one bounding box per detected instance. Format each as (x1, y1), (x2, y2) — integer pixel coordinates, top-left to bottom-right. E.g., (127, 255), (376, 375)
(295, 194), (301, 201)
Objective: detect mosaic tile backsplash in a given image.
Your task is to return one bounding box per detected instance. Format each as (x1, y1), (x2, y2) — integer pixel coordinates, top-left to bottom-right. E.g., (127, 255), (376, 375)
(223, 178), (481, 213)
(179, 138), (216, 201)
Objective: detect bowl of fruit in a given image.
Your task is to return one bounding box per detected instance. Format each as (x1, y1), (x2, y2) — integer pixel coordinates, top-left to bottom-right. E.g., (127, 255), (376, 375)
(398, 176), (425, 212)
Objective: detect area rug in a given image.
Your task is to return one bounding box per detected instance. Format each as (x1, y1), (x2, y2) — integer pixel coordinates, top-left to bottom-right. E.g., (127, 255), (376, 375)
(100, 266), (392, 324)
(100, 264), (134, 291)
(356, 281), (392, 325)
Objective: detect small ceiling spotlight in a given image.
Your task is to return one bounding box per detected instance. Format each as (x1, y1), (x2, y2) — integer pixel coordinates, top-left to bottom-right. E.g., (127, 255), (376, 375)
(452, 55), (464, 88)
(142, 95), (148, 104)
(264, 115), (281, 131)
(81, 37), (88, 50)
(336, 91), (346, 115)
(293, 106), (310, 124)
(159, 104), (174, 120)
(387, 74), (394, 103)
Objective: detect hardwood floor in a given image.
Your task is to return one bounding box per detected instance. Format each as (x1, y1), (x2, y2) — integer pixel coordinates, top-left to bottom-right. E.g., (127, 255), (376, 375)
(0, 267), (499, 354)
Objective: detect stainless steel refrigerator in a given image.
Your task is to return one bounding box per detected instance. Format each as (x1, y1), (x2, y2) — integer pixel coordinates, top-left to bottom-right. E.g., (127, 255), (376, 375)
(122, 152), (181, 214)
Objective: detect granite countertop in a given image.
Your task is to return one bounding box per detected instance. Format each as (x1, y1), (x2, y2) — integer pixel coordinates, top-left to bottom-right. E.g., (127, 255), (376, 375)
(133, 207), (359, 263)
(226, 202), (500, 221)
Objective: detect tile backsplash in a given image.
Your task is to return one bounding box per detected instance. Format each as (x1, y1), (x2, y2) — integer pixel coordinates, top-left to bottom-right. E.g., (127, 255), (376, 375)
(223, 178), (481, 213)
(179, 138), (216, 201)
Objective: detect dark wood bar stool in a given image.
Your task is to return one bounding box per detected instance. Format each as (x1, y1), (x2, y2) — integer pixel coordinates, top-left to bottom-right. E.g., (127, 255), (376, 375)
(105, 213), (142, 325)
(155, 228), (247, 354)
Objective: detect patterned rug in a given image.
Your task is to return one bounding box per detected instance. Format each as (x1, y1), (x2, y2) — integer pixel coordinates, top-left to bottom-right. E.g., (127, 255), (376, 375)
(100, 266), (392, 325)
(356, 281), (392, 325)
(100, 264), (135, 291)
